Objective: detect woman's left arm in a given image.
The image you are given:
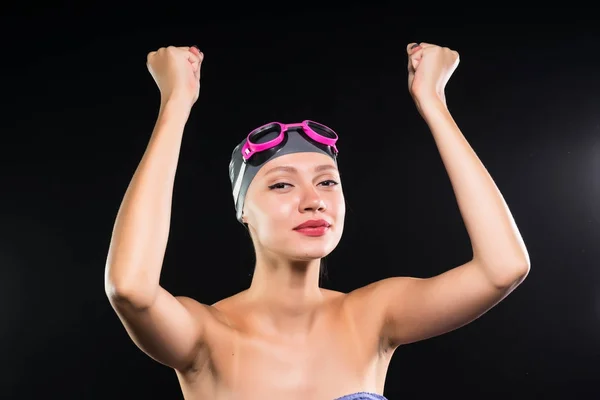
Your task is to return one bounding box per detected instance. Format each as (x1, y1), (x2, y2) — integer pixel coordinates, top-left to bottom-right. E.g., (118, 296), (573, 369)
(350, 43), (530, 349)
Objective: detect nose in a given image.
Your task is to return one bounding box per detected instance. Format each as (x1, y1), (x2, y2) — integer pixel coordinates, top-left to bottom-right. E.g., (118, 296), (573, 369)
(299, 186), (326, 213)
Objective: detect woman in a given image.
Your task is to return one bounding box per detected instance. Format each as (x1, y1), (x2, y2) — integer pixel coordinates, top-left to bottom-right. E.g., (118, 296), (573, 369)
(104, 43), (530, 400)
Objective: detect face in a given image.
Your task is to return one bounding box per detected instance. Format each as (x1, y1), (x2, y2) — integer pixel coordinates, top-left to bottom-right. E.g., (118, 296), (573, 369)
(242, 152), (345, 261)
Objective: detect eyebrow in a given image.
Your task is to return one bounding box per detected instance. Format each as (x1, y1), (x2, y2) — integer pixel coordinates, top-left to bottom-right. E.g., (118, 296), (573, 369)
(264, 164), (338, 176)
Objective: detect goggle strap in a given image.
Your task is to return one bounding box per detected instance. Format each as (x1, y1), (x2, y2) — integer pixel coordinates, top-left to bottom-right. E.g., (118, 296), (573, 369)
(232, 161), (247, 207)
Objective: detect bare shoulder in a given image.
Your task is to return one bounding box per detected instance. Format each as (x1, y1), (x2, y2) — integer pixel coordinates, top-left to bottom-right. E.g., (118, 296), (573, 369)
(343, 277), (413, 307)
(211, 290), (249, 313)
(320, 288), (347, 302)
(172, 293), (242, 331)
(211, 290), (248, 308)
(337, 278), (413, 332)
(208, 290), (252, 327)
(319, 287), (378, 320)
(174, 295), (217, 318)
(319, 286), (382, 313)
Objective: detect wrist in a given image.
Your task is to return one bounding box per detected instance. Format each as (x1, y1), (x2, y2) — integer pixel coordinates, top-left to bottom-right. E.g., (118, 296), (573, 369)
(415, 94), (448, 118)
(159, 95), (193, 120)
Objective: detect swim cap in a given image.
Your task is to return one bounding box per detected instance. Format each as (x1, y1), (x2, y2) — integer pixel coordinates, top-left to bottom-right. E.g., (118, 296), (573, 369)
(228, 125), (338, 223)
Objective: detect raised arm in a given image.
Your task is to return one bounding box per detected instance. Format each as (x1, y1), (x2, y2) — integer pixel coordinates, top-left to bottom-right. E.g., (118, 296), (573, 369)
(104, 46), (211, 371)
(351, 43), (530, 349)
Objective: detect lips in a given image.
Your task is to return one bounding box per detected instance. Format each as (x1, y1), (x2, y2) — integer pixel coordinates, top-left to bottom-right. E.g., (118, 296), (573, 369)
(294, 219), (331, 230)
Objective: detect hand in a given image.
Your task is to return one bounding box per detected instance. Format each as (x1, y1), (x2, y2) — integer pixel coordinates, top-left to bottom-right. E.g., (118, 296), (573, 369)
(146, 45), (204, 109)
(407, 42), (459, 109)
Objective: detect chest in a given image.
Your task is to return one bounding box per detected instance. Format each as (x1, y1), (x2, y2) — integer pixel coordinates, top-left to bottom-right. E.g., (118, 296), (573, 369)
(205, 318), (381, 399)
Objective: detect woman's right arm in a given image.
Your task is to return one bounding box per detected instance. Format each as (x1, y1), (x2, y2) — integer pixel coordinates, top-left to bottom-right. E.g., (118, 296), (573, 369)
(104, 46), (211, 372)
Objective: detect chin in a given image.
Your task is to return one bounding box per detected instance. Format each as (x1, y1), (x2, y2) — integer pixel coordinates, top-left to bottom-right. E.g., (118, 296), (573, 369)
(283, 237), (339, 261)
(288, 249), (331, 261)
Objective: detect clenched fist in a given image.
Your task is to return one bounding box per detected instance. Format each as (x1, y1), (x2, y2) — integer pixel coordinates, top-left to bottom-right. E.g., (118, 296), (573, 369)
(407, 42), (459, 107)
(146, 46), (204, 109)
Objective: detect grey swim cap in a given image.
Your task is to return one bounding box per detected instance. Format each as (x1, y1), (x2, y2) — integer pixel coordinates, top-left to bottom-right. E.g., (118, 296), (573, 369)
(228, 126), (338, 223)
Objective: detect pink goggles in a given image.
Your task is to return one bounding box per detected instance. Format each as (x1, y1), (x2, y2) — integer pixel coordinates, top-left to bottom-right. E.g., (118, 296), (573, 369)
(241, 120), (339, 162)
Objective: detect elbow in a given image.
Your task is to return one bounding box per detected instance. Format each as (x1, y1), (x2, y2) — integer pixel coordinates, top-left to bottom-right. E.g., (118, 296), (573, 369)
(474, 243), (530, 289)
(494, 261), (530, 289)
(511, 252), (531, 283)
(476, 257), (530, 290)
(509, 261), (530, 285)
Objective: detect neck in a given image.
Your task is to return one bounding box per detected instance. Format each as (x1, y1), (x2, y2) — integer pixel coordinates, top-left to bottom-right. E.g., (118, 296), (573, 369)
(246, 249), (325, 339)
(248, 251), (324, 311)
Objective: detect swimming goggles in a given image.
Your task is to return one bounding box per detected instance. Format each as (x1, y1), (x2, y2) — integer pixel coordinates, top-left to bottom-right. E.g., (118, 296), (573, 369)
(240, 120), (339, 162)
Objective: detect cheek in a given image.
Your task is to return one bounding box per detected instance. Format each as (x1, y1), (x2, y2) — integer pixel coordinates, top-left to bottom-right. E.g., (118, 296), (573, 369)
(331, 194), (346, 218)
(253, 199), (297, 247)
(337, 201), (346, 219)
(252, 196), (297, 235)
(261, 197), (296, 220)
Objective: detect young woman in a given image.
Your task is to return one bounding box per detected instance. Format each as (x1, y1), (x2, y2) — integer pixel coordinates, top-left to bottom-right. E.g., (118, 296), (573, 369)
(104, 43), (530, 400)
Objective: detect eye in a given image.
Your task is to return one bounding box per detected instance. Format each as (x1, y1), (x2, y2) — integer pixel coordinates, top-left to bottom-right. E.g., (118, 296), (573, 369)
(319, 180), (339, 187)
(268, 182), (293, 190)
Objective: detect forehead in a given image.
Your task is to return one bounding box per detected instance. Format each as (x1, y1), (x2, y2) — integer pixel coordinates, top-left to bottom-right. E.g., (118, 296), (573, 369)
(256, 152), (338, 178)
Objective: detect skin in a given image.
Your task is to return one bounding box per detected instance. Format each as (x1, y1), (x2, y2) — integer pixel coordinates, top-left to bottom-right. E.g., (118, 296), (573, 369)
(105, 43), (530, 399)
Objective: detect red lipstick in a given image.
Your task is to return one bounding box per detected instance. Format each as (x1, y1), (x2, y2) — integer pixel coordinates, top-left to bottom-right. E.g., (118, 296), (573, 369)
(293, 219), (331, 237)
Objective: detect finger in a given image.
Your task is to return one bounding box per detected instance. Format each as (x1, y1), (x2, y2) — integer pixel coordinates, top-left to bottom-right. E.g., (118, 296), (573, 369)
(407, 42), (420, 53)
(187, 51), (204, 77)
(406, 41), (434, 54)
(189, 47), (204, 80)
(407, 48), (424, 72)
(146, 51), (157, 63)
(188, 46), (204, 61)
(189, 46), (201, 56)
(187, 51), (201, 64)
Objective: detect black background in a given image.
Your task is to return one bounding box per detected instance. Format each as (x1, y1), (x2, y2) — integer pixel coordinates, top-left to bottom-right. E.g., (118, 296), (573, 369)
(1, 4), (599, 399)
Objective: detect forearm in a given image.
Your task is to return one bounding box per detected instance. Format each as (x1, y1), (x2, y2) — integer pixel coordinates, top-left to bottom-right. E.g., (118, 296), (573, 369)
(105, 97), (191, 306)
(419, 97), (530, 285)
